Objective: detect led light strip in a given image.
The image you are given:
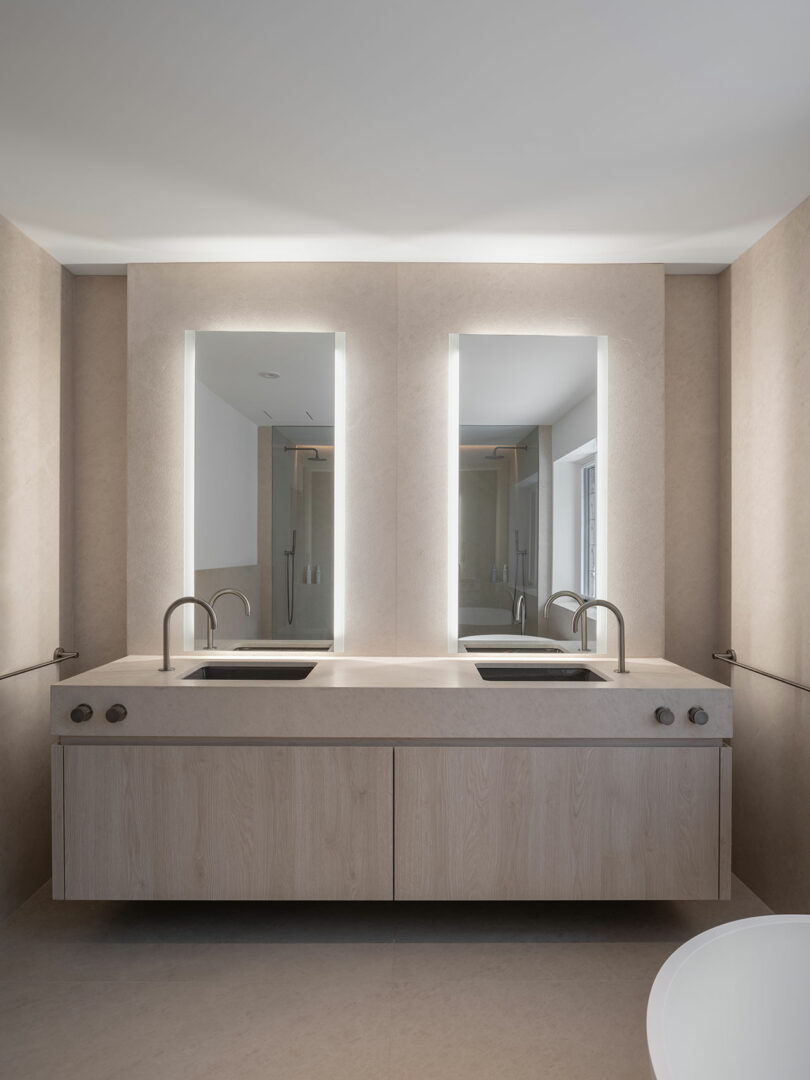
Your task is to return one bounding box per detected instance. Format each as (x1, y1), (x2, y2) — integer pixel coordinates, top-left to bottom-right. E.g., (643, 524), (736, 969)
(333, 332), (347, 653)
(447, 334), (460, 653)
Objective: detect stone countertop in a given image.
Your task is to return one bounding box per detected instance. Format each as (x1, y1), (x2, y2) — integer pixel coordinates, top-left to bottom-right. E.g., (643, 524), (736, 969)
(52, 653), (732, 741)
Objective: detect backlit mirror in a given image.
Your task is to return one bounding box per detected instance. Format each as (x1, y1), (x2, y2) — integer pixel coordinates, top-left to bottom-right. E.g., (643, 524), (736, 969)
(455, 333), (602, 653)
(188, 331), (343, 651)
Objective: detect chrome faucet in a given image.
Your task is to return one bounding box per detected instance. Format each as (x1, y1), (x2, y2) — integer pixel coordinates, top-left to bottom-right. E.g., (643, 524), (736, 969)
(206, 589), (251, 649)
(572, 599), (627, 673)
(514, 593), (527, 635)
(544, 590), (589, 651)
(160, 597), (217, 672)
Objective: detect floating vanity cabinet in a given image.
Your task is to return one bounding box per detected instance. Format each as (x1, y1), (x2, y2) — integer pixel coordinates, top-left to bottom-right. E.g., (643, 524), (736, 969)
(59, 745), (393, 900)
(394, 746), (727, 901)
(52, 654), (733, 903)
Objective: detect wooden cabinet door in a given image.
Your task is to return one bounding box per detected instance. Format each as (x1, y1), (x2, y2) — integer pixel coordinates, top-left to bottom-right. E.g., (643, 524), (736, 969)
(394, 746), (721, 900)
(64, 745), (393, 900)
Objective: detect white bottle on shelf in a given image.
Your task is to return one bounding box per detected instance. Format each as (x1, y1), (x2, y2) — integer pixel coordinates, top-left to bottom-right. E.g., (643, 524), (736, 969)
(315, 564), (321, 585)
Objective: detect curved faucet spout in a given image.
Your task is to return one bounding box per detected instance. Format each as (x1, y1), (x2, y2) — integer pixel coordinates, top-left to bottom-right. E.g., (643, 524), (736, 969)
(572, 599), (627, 673)
(543, 590), (588, 651)
(206, 589), (251, 649)
(160, 596), (217, 672)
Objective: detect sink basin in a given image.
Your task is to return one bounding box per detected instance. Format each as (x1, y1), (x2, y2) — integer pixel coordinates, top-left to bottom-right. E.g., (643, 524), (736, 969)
(475, 664), (606, 682)
(233, 645), (333, 652)
(464, 646), (566, 654)
(184, 663), (316, 681)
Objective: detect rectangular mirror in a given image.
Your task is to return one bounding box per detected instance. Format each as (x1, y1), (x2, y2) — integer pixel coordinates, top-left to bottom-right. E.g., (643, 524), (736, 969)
(188, 330), (342, 651)
(454, 333), (602, 653)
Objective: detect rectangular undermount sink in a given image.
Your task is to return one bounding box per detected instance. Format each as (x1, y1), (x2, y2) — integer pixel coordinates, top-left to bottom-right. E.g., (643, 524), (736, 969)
(464, 646), (565, 654)
(184, 663), (316, 681)
(475, 664), (606, 682)
(233, 645), (333, 652)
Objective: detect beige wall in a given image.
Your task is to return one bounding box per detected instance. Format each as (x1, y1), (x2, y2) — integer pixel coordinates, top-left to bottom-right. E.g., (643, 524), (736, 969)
(725, 195), (810, 912)
(71, 277), (127, 673)
(127, 262), (666, 657)
(396, 264), (665, 655)
(0, 215), (69, 920)
(127, 263), (399, 656)
(663, 276), (727, 681)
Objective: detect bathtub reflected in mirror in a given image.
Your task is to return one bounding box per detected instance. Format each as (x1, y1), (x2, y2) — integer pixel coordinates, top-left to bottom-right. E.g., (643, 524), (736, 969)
(454, 333), (602, 653)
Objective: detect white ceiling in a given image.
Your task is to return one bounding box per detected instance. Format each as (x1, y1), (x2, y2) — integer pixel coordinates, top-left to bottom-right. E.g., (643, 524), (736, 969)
(2, 0), (809, 270)
(460, 334), (597, 426)
(195, 331), (335, 426)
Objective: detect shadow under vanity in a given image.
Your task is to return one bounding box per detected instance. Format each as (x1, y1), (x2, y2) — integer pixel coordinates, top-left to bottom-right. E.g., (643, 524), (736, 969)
(51, 330), (732, 904)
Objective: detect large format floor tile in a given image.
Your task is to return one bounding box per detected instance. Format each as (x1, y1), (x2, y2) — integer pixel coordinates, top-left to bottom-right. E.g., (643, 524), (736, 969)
(0, 877), (770, 1079)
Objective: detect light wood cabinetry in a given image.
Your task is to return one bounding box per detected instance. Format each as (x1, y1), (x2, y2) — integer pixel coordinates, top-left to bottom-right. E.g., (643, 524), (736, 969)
(62, 745), (393, 900)
(55, 739), (729, 902)
(394, 746), (723, 900)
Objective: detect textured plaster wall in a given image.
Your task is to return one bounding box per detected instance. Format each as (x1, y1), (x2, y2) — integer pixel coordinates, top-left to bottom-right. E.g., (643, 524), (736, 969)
(126, 262), (665, 656)
(0, 215), (68, 920)
(663, 275), (726, 681)
(395, 264), (665, 654)
(726, 196), (810, 912)
(71, 276), (127, 674)
(127, 263), (398, 655)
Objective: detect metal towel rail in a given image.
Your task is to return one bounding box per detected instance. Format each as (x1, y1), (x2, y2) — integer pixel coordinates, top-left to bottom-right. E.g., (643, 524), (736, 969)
(0, 647), (79, 682)
(712, 649), (810, 694)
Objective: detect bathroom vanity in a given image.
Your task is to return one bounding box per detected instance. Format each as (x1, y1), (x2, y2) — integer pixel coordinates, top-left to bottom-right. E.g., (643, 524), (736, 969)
(51, 654), (731, 902)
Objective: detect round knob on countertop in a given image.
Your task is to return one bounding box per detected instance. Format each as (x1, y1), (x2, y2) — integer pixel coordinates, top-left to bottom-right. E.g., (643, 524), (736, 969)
(689, 706), (709, 726)
(655, 706), (675, 726)
(70, 704), (93, 724)
(105, 704), (127, 724)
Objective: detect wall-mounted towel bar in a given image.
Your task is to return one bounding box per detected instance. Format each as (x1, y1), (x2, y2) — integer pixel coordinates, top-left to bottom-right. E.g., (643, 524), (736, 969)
(0, 647), (79, 682)
(712, 649), (810, 695)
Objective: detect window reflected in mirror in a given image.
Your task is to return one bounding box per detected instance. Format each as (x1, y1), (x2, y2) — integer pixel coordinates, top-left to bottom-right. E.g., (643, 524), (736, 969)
(457, 334), (600, 654)
(192, 331), (337, 650)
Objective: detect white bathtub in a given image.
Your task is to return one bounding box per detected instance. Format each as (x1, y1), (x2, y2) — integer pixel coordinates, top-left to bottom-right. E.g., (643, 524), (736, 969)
(647, 915), (810, 1079)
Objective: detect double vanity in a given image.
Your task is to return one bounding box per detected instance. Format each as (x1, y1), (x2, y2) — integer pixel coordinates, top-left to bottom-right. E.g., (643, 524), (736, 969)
(51, 652), (731, 903)
(49, 329), (731, 905)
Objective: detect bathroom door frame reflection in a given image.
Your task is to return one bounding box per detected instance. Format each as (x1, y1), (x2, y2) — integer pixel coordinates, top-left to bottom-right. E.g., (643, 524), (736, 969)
(447, 332), (609, 654)
(183, 330), (346, 652)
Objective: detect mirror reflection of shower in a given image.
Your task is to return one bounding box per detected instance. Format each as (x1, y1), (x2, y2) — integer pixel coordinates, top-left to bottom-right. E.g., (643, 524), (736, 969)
(457, 333), (599, 652)
(284, 529), (297, 624)
(485, 445), (527, 460)
(192, 330), (336, 648)
(272, 426), (334, 640)
(285, 445), (328, 463)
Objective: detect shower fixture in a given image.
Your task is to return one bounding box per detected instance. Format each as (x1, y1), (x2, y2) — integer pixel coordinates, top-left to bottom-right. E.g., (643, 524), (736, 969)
(511, 529), (529, 635)
(485, 445), (528, 460)
(284, 529), (297, 625)
(284, 445), (327, 463)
